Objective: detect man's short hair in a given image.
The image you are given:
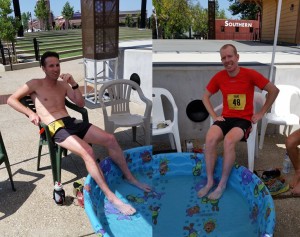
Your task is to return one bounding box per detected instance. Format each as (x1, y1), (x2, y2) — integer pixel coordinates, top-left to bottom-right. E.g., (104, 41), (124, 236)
(220, 44), (237, 55)
(41, 51), (59, 67)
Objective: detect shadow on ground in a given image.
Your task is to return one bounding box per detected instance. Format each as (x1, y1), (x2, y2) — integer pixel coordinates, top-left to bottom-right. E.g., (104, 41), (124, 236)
(0, 168), (44, 221)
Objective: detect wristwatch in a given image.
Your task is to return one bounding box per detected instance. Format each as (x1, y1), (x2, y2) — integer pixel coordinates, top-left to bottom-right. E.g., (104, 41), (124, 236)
(72, 84), (79, 90)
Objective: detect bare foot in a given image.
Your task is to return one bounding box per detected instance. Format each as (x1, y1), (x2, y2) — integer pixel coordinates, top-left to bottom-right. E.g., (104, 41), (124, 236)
(289, 174), (300, 189)
(291, 178), (300, 195)
(111, 198), (136, 215)
(127, 179), (152, 192)
(198, 183), (214, 198)
(208, 185), (226, 200)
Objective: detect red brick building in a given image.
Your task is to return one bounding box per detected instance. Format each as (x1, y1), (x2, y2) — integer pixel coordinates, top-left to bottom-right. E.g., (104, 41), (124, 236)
(215, 19), (260, 41)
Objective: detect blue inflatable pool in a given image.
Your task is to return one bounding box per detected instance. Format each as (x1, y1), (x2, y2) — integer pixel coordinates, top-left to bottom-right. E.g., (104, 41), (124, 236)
(84, 146), (275, 237)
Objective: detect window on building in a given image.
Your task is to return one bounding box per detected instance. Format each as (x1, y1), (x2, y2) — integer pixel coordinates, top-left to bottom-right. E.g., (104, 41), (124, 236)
(235, 27), (239, 32)
(250, 27), (253, 33)
(221, 26), (225, 32)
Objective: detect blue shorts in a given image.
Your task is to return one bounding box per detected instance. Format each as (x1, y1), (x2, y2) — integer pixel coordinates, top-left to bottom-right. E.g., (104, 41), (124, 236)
(51, 116), (92, 143)
(213, 117), (252, 142)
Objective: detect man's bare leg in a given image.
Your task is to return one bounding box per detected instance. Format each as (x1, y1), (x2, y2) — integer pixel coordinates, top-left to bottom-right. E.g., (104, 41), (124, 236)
(58, 135), (136, 215)
(198, 126), (223, 198)
(286, 129), (300, 188)
(290, 172), (300, 189)
(208, 128), (242, 200)
(84, 125), (152, 192)
(106, 138), (151, 192)
(198, 180), (214, 198)
(291, 178), (300, 196)
(291, 170), (300, 196)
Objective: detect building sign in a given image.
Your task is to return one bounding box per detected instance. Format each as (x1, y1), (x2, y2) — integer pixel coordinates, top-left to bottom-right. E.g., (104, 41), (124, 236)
(225, 20), (253, 28)
(215, 19), (260, 40)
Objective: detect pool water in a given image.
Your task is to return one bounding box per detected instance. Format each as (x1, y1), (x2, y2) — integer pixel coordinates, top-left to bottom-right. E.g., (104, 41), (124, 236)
(84, 146), (275, 237)
(152, 175), (256, 237)
(100, 174), (257, 237)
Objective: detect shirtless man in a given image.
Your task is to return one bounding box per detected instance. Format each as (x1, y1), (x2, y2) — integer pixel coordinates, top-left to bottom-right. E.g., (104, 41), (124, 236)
(198, 44), (279, 200)
(285, 129), (300, 196)
(7, 51), (151, 215)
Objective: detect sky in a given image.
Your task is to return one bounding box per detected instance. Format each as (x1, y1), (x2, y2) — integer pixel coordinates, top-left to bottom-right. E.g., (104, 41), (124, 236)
(198, 0), (239, 19)
(18, 0), (153, 18)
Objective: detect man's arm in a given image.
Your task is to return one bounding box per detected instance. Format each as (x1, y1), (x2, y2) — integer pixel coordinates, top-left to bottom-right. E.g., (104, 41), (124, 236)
(7, 81), (41, 126)
(252, 82), (279, 123)
(202, 89), (224, 122)
(60, 73), (85, 107)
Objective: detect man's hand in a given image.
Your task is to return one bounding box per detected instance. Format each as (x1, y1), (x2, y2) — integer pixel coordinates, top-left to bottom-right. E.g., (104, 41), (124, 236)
(60, 73), (77, 87)
(213, 116), (225, 122)
(251, 113), (263, 124)
(29, 113), (41, 126)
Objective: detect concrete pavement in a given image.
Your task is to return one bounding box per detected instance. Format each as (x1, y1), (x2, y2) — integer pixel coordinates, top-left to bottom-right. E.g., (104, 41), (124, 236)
(2, 40), (300, 236)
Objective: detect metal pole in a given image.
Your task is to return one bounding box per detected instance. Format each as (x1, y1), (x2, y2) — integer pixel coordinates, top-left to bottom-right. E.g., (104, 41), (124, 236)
(0, 41), (6, 65)
(269, 0), (282, 83)
(33, 38), (40, 62)
(7, 48), (13, 71)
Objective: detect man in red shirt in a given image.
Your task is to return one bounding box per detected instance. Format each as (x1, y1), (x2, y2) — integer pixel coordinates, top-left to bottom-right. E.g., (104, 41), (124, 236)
(198, 44), (279, 200)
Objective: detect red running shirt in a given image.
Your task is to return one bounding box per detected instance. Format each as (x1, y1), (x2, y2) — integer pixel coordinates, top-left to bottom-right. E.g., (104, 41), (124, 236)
(206, 67), (269, 121)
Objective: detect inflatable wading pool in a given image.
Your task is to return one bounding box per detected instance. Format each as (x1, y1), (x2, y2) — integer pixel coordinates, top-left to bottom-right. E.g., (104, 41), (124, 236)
(84, 146), (275, 237)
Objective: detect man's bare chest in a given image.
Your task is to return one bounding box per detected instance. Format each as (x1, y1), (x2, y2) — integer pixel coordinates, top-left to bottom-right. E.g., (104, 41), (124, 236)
(34, 86), (66, 109)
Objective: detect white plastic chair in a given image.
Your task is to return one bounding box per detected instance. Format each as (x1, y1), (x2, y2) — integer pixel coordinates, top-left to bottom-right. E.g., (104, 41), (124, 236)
(259, 85), (300, 149)
(152, 87), (182, 152)
(98, 79), (152, 145)
(210, 92), (265, 171)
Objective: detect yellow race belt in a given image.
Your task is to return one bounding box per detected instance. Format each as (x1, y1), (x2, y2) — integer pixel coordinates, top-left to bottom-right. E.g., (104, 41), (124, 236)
(48, 119), (65, 137)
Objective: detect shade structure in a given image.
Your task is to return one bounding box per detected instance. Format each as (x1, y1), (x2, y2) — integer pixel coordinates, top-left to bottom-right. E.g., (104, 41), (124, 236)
(81, 0), (119, 60)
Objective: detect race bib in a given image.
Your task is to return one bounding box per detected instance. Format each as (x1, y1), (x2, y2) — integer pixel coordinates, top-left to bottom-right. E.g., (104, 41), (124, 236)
(227, 94), (246, 110)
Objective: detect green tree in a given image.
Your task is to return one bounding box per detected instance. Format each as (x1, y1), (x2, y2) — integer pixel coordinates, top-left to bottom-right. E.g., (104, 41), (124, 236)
(125, 14), (134, 27)
(21, 11), (30, 32)
(228, 0), (260, 20)
(153, 0), (193, 39)
(34, 0), (49, 30)
(191, 3), (208, 39)
(0, 0), (21, 60)
(61, 1), (74, 29)
(217, 9), (227, 19)
(211, 0), (227, 19)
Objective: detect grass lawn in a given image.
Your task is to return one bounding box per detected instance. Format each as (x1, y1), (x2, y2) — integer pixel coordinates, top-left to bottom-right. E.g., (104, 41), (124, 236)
(15, 27), (151, 60)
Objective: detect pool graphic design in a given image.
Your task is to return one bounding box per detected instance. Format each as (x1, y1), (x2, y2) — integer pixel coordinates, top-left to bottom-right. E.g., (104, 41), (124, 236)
(84, 146), (275, 237)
